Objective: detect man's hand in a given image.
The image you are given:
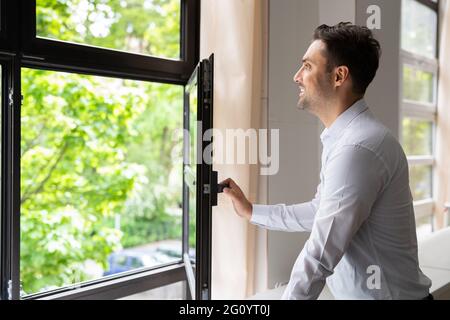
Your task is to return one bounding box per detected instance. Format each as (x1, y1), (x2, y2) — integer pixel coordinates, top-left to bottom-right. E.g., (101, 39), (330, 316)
(220, 178), (253, 221)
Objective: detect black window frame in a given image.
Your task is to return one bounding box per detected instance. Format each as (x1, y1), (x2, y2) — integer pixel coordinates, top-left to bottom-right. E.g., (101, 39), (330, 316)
(0, 0), (18, 52)
(1, 55), (20, 301)
(0, 0), (200, 300)
(182, 55), (214, 300)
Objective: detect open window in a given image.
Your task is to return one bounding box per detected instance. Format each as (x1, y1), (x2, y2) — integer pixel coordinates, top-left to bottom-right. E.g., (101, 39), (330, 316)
(183, 55), (219, 300)
(0, 0), (208, 300)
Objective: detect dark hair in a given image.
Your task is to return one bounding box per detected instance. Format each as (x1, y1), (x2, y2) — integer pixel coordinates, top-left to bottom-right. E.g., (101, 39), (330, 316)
(313, 22), (381, 95)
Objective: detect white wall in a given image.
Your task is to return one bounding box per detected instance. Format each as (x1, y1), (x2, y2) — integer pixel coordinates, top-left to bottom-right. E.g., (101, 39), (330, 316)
(319, 0), (355, 25)
(265, 0), (401, 289)
(267, 0), (320, 288)
(356, 0), (401, 138)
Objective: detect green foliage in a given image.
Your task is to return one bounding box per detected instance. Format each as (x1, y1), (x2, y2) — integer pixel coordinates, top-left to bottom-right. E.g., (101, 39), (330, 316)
(118, 81), (184, 249)
(401, 0), (437, 59)
(402, 118), (433, 201)
(409, 165), (432, 200)
(120, 215), (181, 248)
(402, 118), (432, 157)
(21, 68), (137, 293)
(403, 66), (433, 104)
(21, 0), (184, 295)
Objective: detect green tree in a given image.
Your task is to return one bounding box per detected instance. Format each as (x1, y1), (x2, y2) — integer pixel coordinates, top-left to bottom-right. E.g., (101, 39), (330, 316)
(119, 82), (183, 248)
(402, 118), (433, 201)
(21, 69), (143, 293)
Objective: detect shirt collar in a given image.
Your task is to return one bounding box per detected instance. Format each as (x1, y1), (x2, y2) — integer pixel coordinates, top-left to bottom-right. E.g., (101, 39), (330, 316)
(320, 99), (368, 147)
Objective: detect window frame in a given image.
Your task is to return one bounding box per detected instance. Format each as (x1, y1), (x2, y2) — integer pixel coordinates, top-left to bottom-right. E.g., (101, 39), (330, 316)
(0, 0), (200, 300)
(0, 55), (20, 301)
(182, 56), (214, 300)
(0, 0), (18, 52)
(400, 0), (439, 223)
(24, 264), (186, 300)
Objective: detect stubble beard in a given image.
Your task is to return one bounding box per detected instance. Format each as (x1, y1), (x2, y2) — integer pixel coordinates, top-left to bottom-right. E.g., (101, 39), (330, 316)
(297, 94), (310, 110)
(299, 81), (333, 113)
(297, 94), (316, 112)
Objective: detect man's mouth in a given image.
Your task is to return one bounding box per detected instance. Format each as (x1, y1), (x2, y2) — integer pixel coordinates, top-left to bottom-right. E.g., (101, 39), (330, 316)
(299, 86), (305, 97)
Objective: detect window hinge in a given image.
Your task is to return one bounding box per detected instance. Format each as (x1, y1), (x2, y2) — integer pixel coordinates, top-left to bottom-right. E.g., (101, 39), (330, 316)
(7, 90), (22, 108)
(203, 184), (210, 194)
(8, 88), (13, 108)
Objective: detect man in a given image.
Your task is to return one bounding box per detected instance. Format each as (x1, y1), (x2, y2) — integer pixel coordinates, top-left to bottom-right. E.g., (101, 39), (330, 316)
(222, 23), (432, 300)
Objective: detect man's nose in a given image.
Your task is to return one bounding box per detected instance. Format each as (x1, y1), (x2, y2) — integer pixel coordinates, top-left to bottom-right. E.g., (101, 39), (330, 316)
(293, 68), (301, 84)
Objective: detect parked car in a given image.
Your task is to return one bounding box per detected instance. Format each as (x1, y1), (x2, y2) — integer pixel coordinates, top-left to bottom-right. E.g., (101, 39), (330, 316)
(103, 242), (196, 276)
(103, 249), (161, 276)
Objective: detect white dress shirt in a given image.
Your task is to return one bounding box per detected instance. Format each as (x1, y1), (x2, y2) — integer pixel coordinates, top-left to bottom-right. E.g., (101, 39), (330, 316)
(251, 99), (432, 300)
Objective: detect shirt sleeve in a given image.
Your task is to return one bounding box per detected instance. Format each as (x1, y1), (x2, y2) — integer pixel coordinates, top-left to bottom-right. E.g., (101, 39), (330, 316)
(250, 183), (321, 232)
(281, 145), (388, 300)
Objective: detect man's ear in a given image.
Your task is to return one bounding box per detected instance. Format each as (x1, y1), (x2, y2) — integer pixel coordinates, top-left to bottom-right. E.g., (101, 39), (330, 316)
(334, 66), (350, 87)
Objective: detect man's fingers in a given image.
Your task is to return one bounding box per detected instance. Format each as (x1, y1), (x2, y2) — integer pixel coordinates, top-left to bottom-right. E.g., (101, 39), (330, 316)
(220, 178), (238, 193)
(220, 178), (244, 199)
(223, 187), (234, 196)
(224, 178), (239, 190)
(229, 180), (237, 188)
(223, 187), (234, 200)
(223, 187), (238, 200)
(219, 178), (233, 187)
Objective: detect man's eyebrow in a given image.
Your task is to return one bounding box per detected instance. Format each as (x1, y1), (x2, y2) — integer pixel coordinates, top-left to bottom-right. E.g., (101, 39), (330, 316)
(302, 58), (314, 64)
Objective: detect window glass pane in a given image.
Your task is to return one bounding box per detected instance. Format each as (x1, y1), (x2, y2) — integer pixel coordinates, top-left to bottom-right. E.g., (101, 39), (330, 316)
(20, 68), (183, 295)
(409, 165), (432, 201)
(402, 118), (433, 156)
(36, 0), (181, 59)
(184, 74), (198, 265)
(119, 281), (186, 299)
(401, 0), (437, 59)
(188, 84), (197, 259)
(402, 65), (434, 104)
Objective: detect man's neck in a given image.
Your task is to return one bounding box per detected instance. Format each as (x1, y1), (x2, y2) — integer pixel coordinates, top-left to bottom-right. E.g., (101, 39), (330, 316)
(318, 95), (363, 128)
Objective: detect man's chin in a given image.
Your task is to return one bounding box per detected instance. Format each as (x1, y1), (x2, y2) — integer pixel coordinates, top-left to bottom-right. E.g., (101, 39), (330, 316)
(297, 98), (308, 110)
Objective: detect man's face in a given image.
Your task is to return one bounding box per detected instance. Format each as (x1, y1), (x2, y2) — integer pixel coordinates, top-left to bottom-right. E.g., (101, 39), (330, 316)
(293, 40), (334, 111)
